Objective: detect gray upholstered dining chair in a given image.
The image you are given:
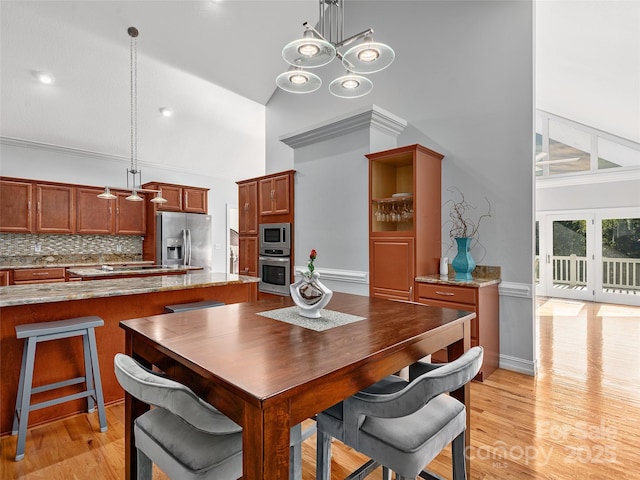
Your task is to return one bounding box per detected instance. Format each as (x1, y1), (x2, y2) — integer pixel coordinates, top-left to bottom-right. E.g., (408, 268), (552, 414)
(114, 353), (243, 480)
(316, 346), (484, 480)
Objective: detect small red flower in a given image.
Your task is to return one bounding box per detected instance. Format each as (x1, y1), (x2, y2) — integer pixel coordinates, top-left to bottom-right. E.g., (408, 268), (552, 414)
(307, 249), (317, 274)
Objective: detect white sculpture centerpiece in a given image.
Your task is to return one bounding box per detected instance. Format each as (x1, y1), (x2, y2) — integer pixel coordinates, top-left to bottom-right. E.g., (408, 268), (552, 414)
(290, 248), (333, 318)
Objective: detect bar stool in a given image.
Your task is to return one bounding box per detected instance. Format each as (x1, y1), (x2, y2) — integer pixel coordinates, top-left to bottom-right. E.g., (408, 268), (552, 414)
(164, 300), (225, 313)
(12, 316), (107, 461)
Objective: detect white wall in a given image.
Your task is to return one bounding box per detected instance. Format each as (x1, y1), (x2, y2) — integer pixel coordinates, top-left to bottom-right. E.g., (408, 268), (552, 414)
(266, 1), (536, 374)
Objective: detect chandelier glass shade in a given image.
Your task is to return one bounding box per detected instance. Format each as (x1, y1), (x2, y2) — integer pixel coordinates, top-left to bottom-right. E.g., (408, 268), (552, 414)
(98, 26), (167, 204)
(342, 39), (395, 74)
(276, 67), (322, 94)
(328, 73), (373, 98)
(282, 30), (336, 68)
(276, 0), (394, 98)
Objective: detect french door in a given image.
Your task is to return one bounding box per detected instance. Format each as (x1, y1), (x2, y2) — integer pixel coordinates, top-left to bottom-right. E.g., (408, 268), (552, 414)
(537, 209), (640, 306)
(537, 213), (595, 301)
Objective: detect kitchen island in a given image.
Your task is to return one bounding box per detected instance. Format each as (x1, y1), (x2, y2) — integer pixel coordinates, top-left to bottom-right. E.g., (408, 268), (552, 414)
(0, 271), (259, 435)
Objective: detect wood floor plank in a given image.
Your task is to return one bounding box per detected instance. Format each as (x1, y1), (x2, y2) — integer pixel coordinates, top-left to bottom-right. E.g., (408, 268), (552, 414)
(1, 298), (639, 479)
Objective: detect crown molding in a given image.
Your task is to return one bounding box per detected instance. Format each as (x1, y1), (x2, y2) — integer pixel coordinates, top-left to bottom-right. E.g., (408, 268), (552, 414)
(1, 136), (130, 164)
(280, 105), (407, 149)
(0, 136), (206, 177)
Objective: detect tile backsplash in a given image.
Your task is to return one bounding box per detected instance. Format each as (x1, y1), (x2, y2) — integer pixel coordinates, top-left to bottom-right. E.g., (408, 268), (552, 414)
(0, 234), (143, 266)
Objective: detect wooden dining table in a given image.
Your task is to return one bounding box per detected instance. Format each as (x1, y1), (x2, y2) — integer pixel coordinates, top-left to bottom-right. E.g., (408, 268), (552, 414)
(119, 292), (474, 480)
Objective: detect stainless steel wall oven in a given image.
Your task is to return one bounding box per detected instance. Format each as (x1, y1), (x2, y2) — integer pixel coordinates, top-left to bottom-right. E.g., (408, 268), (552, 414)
(258, 255), (290, 295)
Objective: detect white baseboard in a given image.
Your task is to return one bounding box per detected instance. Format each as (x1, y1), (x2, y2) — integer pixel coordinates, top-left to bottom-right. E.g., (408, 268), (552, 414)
(499, 354), (536, 376)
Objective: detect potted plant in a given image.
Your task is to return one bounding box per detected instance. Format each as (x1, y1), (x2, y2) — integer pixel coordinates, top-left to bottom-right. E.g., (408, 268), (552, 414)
(443, 187), (492, 280)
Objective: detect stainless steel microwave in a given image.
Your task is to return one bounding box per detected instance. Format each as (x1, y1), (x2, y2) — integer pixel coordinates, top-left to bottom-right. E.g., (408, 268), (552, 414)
(259, 223), (291, 256)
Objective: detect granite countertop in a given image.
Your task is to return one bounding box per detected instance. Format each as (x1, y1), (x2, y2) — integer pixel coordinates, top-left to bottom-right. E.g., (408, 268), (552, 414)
(415, 274), (500, 288)
(415, 265), (501, 288)
(0, 260), (154, 270)
(0, 271), (260, 308)
(67, 265), (201, 278)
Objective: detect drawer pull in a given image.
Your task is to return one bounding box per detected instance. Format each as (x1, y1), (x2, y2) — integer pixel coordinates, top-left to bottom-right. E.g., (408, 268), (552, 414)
(33, 272), (50, 276)
(435, 291), (455, 296)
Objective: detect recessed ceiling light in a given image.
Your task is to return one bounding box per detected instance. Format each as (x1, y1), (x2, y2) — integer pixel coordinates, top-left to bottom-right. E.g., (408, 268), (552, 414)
(159, 107), (174, 117)
(34, 71), (55, 85)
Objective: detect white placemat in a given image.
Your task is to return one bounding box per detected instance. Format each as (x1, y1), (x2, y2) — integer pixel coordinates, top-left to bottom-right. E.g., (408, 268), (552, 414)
(257, 306), (366, 332)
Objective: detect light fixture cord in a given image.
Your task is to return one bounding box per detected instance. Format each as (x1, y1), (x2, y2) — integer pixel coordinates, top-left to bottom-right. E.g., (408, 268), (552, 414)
(130, 30), (138, 175)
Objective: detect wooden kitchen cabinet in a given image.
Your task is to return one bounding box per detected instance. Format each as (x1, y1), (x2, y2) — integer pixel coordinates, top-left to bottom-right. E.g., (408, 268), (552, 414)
(0, 179), (33, 233)
(238, 236), (258, 277)
(367, 145), (444, 300)
(115, 192), (146, 234)
(13, 267), (67, 285)
(238, 180), (258, 235)
(155, 184), (183, 211)
(416, 281), (500, 381)
(237, 170), (295, 282)
(76, 187), (114, 234)
(35, 183), (75, 233)
(259, 173), (291, 216)
(183, 187), (207, 213)
(0, 271), (10, 286)
(142, 182), (208, 214)
(370, 238), (415, 301)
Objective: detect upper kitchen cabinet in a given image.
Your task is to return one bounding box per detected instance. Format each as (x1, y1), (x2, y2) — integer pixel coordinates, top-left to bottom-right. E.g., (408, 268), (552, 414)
(237, 180), (258, 235)
(115, 192), (146, 234)
(77, 188), (147, 235)
(259, 171), (293, 217)
(35, 183), (75, 234)
(366, 145), (444, 300)
(76, 187), (114, 234)
(142, 182), (208, 214)
(0, 178), (33, 233)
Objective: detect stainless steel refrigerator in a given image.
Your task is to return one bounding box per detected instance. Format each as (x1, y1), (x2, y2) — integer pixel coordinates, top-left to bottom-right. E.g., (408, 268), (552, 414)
(156, 212), (212, 268)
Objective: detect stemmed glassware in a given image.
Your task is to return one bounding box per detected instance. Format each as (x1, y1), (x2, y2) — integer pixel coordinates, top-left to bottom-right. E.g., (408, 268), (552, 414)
(374, 198), (413, 223)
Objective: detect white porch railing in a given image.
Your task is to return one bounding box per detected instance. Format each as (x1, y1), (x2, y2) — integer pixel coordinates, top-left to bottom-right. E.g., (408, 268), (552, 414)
(602, 257), (640, 289)
(534, 256), (640, 291)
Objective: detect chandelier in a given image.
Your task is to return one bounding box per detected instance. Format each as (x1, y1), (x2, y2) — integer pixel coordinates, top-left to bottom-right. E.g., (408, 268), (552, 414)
(98, 27), (166, 204)
(276, 0), (394, 98)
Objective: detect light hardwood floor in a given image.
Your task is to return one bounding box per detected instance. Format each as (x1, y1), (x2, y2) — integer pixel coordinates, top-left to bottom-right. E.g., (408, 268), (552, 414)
(2, 298), (639, 479)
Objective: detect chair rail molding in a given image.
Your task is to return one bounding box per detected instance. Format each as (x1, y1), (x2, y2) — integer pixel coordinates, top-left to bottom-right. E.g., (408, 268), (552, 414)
(498, 281), (532, 298)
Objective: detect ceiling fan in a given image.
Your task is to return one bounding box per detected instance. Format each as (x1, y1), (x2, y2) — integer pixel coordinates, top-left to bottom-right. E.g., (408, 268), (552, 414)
(535, 152), (581, 165)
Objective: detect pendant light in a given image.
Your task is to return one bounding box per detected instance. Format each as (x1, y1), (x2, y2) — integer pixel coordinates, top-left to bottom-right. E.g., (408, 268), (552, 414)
(276, 0), (394, 98)
(97, 27), (167, 204)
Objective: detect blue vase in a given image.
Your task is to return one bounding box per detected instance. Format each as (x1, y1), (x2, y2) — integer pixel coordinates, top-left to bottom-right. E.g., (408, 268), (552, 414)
(452, 237), (475, 280)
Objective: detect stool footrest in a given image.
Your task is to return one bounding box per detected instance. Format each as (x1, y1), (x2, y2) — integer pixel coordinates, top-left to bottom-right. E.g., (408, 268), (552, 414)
(31, 376), (86, 395)
(25, 389), (96, 412)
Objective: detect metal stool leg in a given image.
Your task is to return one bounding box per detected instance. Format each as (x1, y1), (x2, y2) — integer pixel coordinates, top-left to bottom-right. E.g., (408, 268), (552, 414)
(14, 337), (37, 461)
(87, 327), (107, 432)
(12, 340), (29, 435)
(82, 332), (96, 413)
